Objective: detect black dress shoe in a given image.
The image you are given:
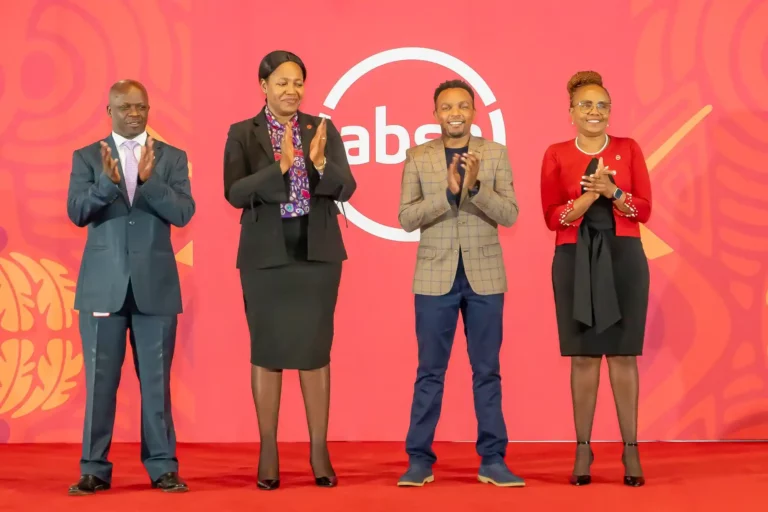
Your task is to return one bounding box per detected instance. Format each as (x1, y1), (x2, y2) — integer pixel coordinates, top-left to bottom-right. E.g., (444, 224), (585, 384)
(315, 476), (338, 488)
(68, 475), (110, 496)
(257, 478), (280, 490)
(569, 441), (594, 486)
(151, 472), (189, 492)
(622, 442), (645, 487)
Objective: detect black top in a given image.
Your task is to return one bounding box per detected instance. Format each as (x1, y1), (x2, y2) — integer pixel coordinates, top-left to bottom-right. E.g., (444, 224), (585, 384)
(572, 158), (621, 333)
(444, 146), (468, 204)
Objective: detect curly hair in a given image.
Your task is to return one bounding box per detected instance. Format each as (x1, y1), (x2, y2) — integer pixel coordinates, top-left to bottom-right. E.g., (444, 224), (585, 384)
(567, 70), (609, 107)
(434, 79), (475, 107)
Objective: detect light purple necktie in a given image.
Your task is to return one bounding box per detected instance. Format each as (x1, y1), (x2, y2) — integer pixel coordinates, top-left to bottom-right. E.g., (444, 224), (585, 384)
(122, 140), (139, 204)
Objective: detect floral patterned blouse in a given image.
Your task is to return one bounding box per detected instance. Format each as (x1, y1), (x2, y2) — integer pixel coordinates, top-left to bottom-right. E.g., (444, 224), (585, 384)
(265, 106), (312, 217)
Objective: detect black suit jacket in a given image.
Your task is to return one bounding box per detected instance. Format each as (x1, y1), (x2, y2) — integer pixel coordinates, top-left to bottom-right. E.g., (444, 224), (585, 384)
(67, 136), (195, 315)
(223, 108), (356, 269)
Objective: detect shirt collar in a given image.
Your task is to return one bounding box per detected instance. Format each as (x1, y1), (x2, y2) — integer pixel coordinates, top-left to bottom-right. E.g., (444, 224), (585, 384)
(264, 104), (298, 129)
(112, 130), (148, 148)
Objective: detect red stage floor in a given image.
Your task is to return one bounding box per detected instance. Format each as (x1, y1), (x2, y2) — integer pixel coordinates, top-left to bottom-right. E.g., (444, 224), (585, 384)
(0, 442), (765, 511)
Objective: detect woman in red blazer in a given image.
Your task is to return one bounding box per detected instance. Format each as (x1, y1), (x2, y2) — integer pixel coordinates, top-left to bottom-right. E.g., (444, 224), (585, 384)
(540, 71), (651, 487)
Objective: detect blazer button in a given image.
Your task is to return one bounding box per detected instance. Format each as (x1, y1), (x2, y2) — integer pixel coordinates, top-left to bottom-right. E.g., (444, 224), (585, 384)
(129, 221), (135, 225)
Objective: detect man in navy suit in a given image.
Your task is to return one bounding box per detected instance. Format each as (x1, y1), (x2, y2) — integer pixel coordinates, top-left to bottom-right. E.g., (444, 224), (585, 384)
(66, 80), (194, 495)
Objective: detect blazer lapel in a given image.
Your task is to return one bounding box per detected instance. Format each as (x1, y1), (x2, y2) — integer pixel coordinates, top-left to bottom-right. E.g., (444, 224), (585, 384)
(427, 138), (447, 176)
(152, 140), (163, 170)
(468, 136), (483, 158)
(251, 109), (276, 160)
(105, 135), (129, 204)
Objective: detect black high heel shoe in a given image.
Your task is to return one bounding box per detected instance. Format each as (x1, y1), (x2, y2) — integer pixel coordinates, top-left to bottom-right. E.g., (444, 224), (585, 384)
(257, 478), (280, 490)
(257, 462), (280, 490)
(622, 442), (645, 487)
(310, 457), (338, 488)
(569, 441), (594, 486)
(314, 475), (338, 488)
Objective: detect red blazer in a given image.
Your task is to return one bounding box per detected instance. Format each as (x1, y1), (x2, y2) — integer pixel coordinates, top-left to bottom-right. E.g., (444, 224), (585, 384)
(540, 136), (652, 245)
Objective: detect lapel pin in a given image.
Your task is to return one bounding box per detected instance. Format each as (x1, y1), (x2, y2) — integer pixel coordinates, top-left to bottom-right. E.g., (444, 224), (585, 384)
(307, 124), (313, 129)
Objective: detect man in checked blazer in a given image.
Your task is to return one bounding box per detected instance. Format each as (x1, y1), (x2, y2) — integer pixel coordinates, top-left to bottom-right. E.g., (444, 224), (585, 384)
(397, 80), (523, 488)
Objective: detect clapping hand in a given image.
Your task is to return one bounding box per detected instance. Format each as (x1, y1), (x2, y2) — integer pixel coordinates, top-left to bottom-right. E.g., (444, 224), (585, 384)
(581, 157), (617, 198)
(99, 142), (120, 183)
(462, 151), (480, 189)
(447, 154), (461, 194)
(138, 136), (155, 182)
(279, 125), (294, 174)
(309, 118), (327, 169)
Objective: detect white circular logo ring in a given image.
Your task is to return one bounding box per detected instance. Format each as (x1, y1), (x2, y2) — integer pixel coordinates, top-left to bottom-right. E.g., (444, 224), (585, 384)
(321, 47), (506, 242)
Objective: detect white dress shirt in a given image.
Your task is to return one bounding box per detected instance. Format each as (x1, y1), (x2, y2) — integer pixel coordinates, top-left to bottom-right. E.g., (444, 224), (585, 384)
(111, 130), (147, 169)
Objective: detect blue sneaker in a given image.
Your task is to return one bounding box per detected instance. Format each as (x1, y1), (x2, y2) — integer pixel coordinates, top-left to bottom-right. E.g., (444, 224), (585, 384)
(397, 465), (434, 487)
(477, 462), (525, 487)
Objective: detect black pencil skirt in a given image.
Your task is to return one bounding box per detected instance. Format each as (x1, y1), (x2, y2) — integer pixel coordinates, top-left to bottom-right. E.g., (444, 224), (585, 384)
(240, 215), (342, 370)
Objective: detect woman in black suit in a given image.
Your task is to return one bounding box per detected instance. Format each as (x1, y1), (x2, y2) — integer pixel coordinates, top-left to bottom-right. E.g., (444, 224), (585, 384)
(223, 50), (356, 490)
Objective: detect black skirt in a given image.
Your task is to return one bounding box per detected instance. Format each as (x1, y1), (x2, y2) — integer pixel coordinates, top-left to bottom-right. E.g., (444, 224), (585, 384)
(551, 196), (650, 357)
(240, 215), (342, 370)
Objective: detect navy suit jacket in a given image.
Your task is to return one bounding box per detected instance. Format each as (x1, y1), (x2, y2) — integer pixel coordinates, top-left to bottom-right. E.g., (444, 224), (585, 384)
(67, 135), (195, 315)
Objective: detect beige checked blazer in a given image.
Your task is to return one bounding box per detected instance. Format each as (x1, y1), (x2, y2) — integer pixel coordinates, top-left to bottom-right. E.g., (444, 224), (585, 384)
(398, 136), (519, 296)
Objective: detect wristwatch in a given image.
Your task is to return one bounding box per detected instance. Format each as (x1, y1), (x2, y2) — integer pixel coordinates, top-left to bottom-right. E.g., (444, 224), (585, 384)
(612, 187), (624, 201)
(468, 181), (481, 197)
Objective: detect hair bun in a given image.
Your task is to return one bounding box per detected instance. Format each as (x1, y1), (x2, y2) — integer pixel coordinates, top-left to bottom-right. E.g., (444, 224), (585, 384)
(567, 71), (603, 95)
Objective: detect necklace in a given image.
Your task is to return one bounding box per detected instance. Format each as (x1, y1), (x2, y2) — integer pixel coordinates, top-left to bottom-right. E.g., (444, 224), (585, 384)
(575, 134), (609, 155)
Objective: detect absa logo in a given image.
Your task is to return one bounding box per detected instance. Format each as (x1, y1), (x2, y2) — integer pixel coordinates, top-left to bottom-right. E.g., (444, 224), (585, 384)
(320, 47), (506, 242)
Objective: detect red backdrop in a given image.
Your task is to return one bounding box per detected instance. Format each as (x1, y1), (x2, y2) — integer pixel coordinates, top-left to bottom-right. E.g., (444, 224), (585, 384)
(1, 0), (767, 443)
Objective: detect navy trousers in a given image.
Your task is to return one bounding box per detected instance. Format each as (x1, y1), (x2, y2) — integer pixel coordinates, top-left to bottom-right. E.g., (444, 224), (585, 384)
(405, 256), (508, 466)
(78, 282), (179, 482)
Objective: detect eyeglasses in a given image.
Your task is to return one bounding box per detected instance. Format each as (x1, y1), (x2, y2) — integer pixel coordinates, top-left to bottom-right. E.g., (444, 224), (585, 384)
(574, 101), (611, 114)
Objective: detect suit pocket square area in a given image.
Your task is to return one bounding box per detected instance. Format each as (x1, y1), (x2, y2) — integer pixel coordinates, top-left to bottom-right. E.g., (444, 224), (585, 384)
(482, 244), (503, 257)
(417, 246), (437, 259)
(93, 312), (110, 317)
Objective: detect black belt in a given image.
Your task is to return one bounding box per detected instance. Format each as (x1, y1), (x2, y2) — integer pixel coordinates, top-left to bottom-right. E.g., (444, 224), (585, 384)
(572, 221), (621, 333)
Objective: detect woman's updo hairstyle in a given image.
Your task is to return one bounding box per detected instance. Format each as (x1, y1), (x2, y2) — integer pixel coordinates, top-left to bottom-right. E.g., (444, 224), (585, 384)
(567, 70), (609, 107)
